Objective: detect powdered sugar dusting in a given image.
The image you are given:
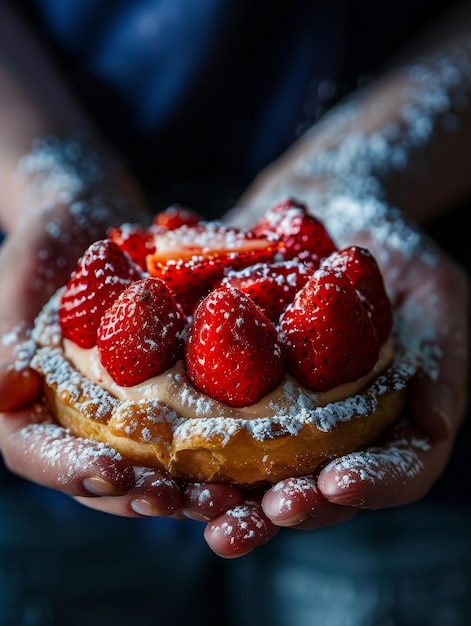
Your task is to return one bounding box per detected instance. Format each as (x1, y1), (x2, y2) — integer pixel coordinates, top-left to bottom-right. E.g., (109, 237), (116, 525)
(269, 476), (318, 512)
(17, 136), (104, 203)
(220, 502), (268, 541)
(19, 422), (123, 484)
(185, 484), (215, 508)
(286, 43), (471, 268)
(13, 136), (136, 297)
(133, 466), (175, 489)
(196, 488), (214, 507)
(31, 288), (421, 451)
(317, 195), (438, 270)
(31, 289), (63, 348)
(111, 398), (183, 442)
(111, 322), (418, 444)
(1, 321), (37, 370)
(324, 433), (430, 489)
(31, 347), (118, 423)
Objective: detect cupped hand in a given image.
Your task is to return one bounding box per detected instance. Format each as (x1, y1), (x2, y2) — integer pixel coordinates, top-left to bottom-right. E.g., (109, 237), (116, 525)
(204, 167), (468, 558)
(0, 162), (167, 518)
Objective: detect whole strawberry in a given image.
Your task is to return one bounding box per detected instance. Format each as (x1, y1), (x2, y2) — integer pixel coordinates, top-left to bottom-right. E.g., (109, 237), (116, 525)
(185, 286), (285, 407)
(97, 277), (186, 386)
(59, 239), (142, 348)
(253, 198), (337, 263)
(219, 260), (313, 321)
(279, 268), (380, 391)
(322, 246), (393, 343)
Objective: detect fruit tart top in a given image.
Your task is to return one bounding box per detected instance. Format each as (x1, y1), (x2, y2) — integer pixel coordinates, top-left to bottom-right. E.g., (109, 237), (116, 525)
(39, 198), (405, 410)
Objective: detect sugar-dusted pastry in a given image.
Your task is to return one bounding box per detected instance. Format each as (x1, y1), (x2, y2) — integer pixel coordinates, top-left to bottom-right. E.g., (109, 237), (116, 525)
(30, 199), (419, 486)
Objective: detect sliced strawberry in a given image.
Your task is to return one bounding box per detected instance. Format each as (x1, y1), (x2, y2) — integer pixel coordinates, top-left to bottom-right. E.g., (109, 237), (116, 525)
(97, 277), (186, 386)
(279, 268), (380, 391)
(147, 223), (280, 314)
(185, 286), (285, 407)
(253, 197), (337, 263)
(153, 205), (202, 230)
(107, 223), (156, 270)
(218, 260), (314, 321)
(59, 239), (142, 348)
(322, 246), (393, 343)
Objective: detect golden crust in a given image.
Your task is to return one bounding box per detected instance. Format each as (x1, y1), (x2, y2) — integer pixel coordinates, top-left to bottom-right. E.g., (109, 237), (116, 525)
(32, 335), (415, 486)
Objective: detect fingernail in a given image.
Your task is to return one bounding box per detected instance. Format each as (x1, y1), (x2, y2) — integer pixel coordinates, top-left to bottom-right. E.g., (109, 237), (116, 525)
(182, 509), (211, 522)
(267, 510), (310, 527)
(82, 477), (126, 497)
(131, 499), (164, 517)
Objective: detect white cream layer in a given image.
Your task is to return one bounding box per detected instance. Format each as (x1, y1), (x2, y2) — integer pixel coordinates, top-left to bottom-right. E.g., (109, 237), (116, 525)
(63, 337), (394, 421)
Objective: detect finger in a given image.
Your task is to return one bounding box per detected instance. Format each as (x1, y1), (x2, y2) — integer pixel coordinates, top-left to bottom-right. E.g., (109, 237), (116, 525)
(0, 404), (135, 496)
(84, 478), (244, 522)
(261, 476), (358, 528)
(317, 420), (453, 508)
(181, 482), (245, 521)
(204, 500), (279, 558)
(74, 466), (183, 518)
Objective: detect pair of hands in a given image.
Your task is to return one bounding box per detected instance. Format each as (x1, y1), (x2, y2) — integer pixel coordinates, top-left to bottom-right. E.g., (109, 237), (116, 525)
(0, 150), (468, 558)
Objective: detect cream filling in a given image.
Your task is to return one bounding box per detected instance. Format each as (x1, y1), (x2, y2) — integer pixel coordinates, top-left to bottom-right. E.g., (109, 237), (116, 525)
(63, 337), (394, 421)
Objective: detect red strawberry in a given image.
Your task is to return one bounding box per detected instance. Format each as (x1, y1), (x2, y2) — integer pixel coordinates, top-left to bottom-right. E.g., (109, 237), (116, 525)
(253, 198), (337, 263)
(218, 260), (314, 321)
(97, 277), (186, 386)
(153, 205), (202, 230)
(147, 223), (280, 314)
(59, 239), (142, 348)
(322, 246), (393, 343)
(279, 268), (380, 391)
(185, 286), (285, 407)
(107, 223), (156, 270)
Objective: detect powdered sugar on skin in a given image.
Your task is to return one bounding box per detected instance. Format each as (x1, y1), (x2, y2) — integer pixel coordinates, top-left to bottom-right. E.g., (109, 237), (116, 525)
(185, 484), (215, 508)
(324, 433), (430, 492)
(133, 466), (175, 489)
(219, 503), (268, 542)
(292, 43), (471, 270)
(270, 477), (318, 513)
(1, 322), (37, 370)
(196, 488), (214, 508)
(265, 428), (431, 506)
(12, 136), (131, 297)
(18, 422), (124, 484)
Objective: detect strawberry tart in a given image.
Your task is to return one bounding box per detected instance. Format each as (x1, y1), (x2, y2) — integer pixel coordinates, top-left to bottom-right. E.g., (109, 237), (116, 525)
(30, 199), (419, 486)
